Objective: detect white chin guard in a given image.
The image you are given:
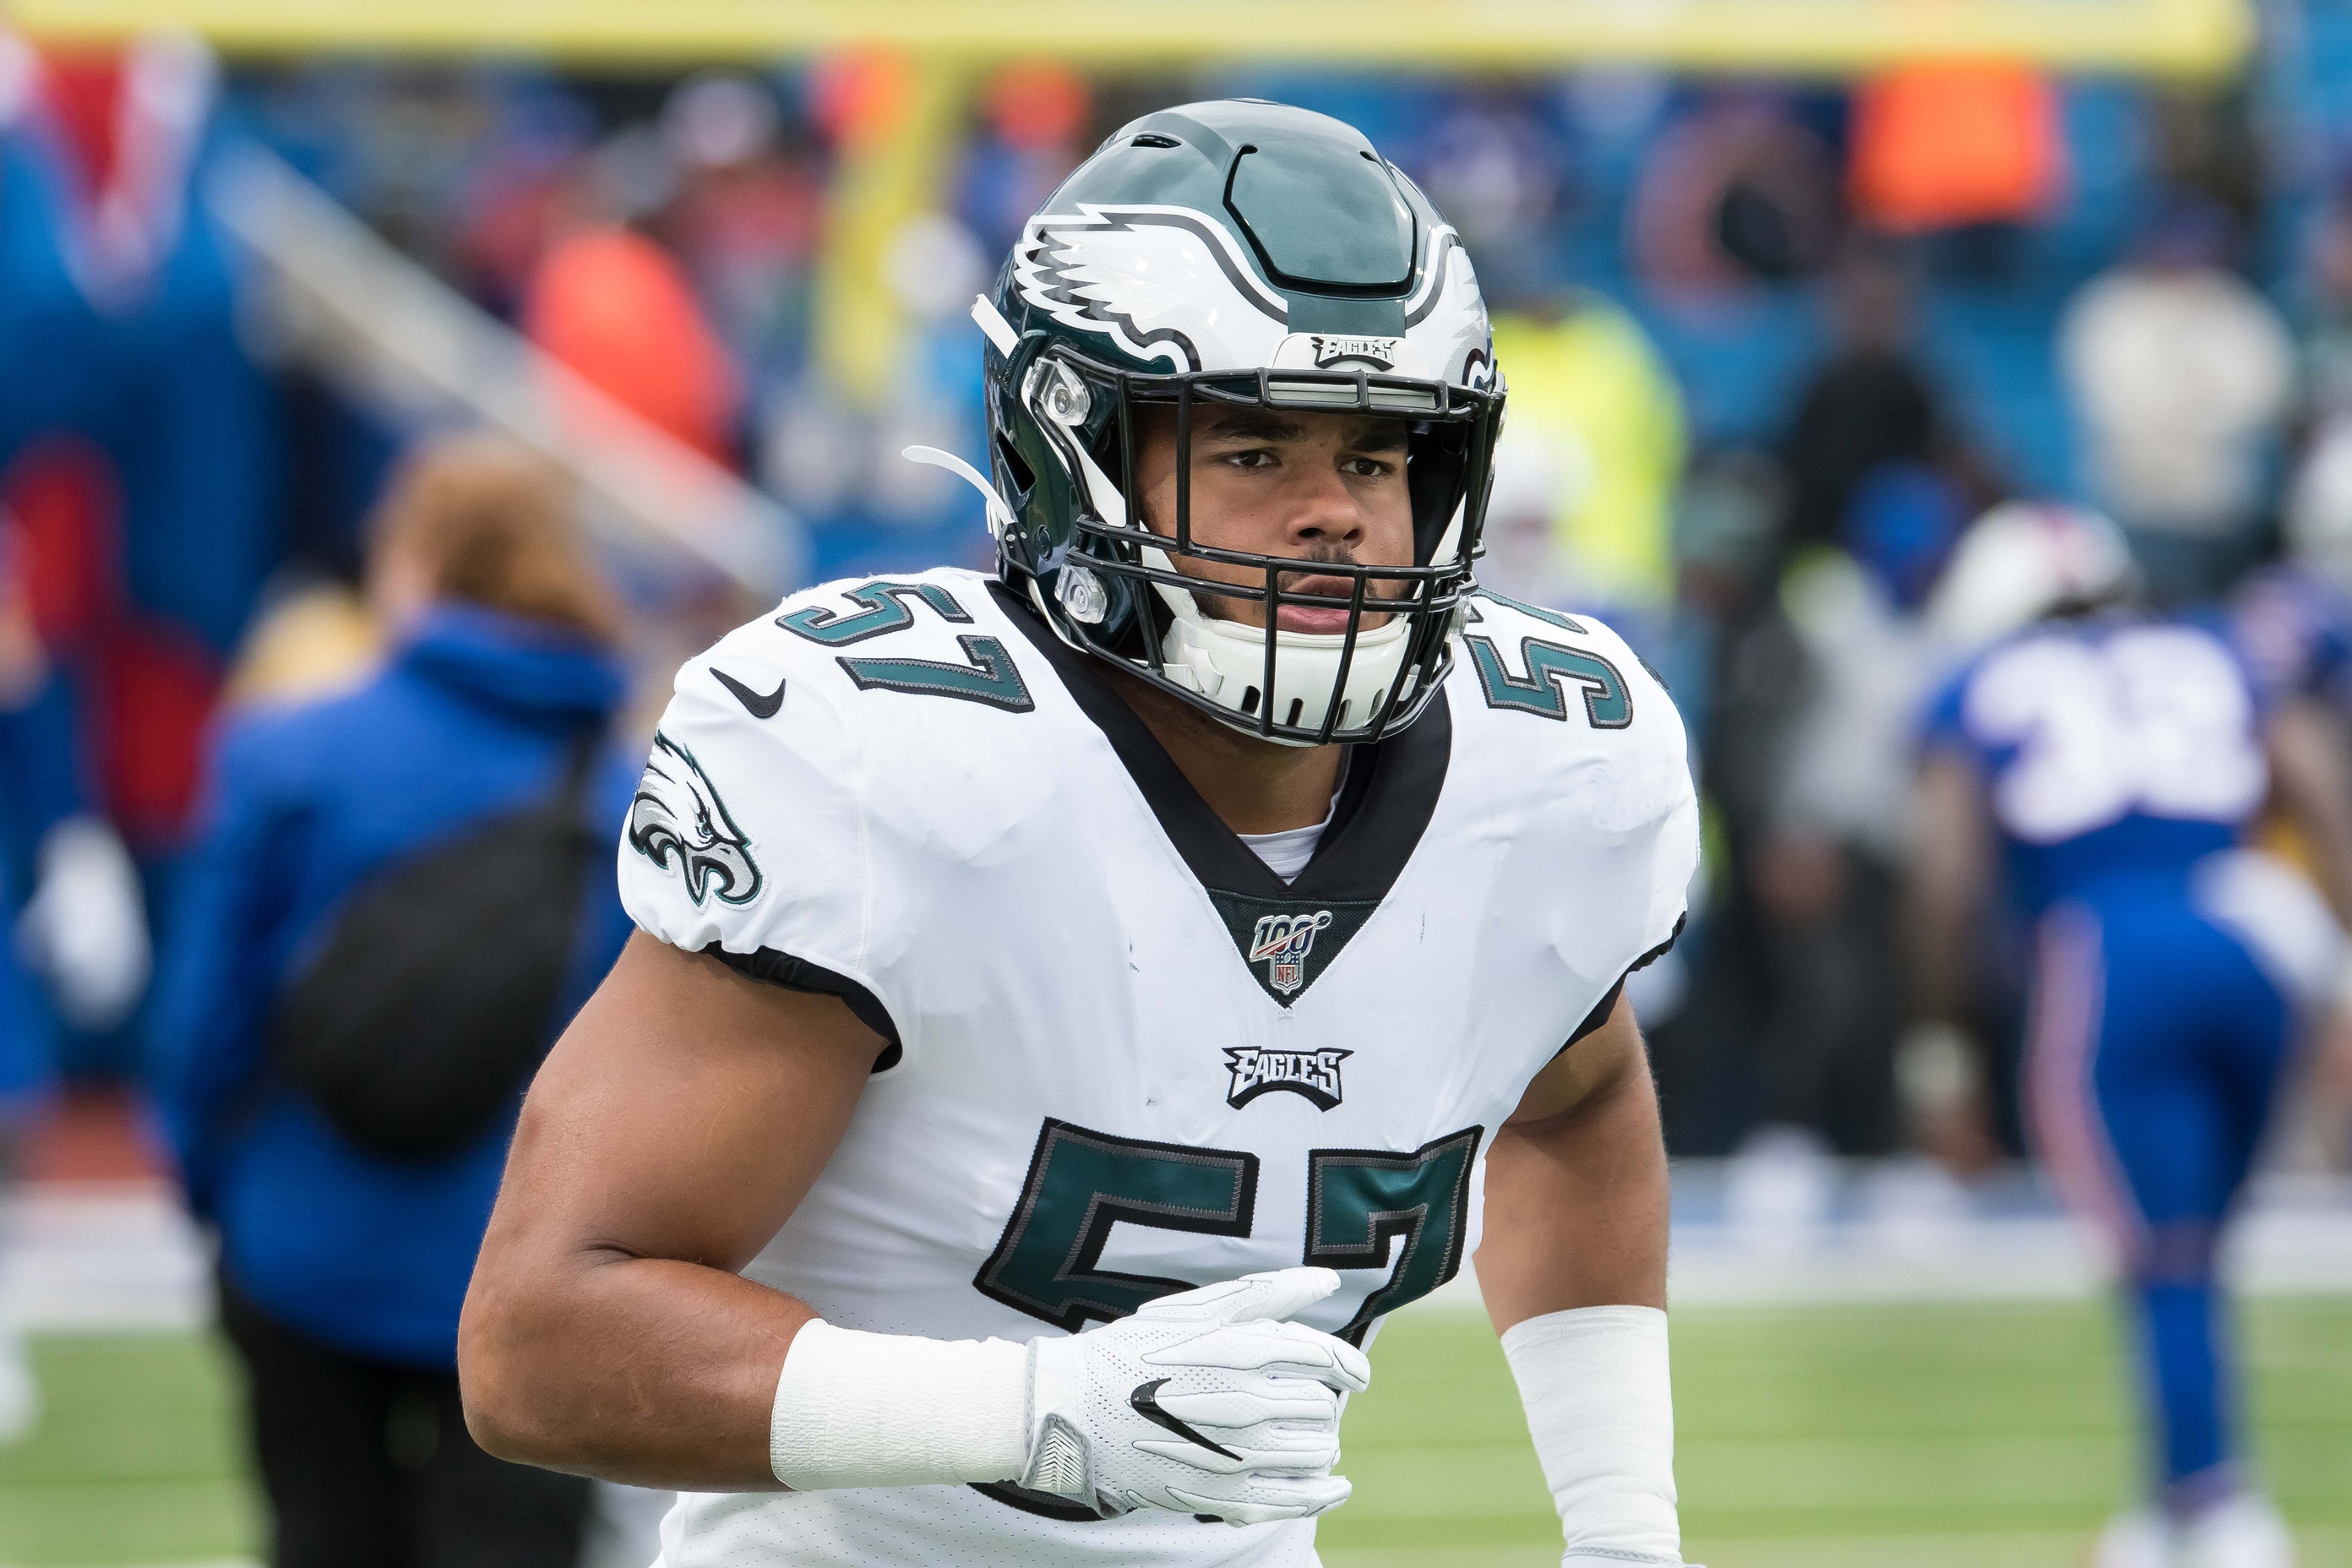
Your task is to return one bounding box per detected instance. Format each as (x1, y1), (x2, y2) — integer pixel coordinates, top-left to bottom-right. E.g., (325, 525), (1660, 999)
(1149, 568), (1416, 745)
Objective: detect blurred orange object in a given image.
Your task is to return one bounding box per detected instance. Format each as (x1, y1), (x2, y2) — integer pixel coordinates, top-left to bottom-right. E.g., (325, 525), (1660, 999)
(1849, 62), (2065, 234)
(524, 226), (741, 465)
(986, 60), (1091, 151)
(810, 46), (916, 151)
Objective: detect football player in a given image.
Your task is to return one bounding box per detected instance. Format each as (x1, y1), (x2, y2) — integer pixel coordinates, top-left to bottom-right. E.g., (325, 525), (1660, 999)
(1909, 506), (2352, 1568)
(460, 101), (1701, 1568)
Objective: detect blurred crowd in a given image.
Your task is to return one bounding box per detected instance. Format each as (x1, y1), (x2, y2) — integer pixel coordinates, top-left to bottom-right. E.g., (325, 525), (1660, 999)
(9, 12), (2352, 1561)
(13, 25), (2352, 1157)
(9, 7), (2352, 1486)
(5, 33), (2352, 1109)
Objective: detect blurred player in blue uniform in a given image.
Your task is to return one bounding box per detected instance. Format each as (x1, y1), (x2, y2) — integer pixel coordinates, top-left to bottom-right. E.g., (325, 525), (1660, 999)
(1908, 505), (2352, 1568)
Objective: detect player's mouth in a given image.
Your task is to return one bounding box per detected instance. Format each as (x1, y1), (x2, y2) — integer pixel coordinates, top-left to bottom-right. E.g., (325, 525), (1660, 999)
(1273, 571), (1395, 634)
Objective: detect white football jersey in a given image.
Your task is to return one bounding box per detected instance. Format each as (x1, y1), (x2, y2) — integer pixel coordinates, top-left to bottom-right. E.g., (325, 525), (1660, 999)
(618, 568), (1697, 1568)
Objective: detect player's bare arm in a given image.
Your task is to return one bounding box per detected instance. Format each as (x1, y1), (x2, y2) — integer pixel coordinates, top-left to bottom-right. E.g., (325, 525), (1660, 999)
(1478, 996), (1669, 1330)
(2262, 694), (2352, 925)
(1903, 751), (1995, 1028)
(460, 933), (880, 1489)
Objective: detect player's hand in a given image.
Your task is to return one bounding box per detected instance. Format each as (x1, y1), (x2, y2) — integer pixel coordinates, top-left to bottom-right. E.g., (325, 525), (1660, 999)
(1020, 1266), (1370, 1525)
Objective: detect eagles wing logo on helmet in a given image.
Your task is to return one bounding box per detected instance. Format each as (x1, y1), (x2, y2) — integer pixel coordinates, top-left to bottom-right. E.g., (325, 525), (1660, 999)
(1397, 225), (1494, 390)
(1012, 204), (1289, 373)
(628, 732), (761, 907)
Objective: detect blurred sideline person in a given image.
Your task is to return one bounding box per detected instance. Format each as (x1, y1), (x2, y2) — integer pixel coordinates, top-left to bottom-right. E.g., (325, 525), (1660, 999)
(0, 524), (59, 1444)
(150, 435), (641, 1568)
(0, 514), (152, 1442)
(1723, 465), (1974, 1235)
(2060, 202), (2293, 606)
(1482, 293), (1686, 622)
(1906, 505), (2352, 1568)
(461, 102), (1702, 1568)
(2235, 425), (2352, 1166)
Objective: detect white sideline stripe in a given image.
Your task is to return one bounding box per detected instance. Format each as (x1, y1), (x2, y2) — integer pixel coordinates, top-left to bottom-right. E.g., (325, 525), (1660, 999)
(0, 1184), (213, 1331)
(1326, 1526), (2352, 1568)
(1411, 1204), (2352, 1314)
(5, 1177), (2351, 1333)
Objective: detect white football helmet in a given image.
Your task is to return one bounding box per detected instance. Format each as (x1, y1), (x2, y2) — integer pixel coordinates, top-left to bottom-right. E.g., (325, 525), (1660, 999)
(1925, 500), (2137, 651)
(2288, 420), (2352, 593)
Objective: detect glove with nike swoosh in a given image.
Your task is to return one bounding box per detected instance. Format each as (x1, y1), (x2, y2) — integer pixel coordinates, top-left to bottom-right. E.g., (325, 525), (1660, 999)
(1021, 1266), (1371, 1525)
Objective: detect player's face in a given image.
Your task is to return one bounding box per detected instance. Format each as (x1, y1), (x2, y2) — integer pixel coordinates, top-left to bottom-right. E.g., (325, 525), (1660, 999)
(1132, 406), (1415, 633)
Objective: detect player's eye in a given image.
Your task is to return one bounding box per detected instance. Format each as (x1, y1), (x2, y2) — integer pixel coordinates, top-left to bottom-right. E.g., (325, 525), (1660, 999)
(1341, 455), (1396, 479)
(1218, 448), (1277, 470)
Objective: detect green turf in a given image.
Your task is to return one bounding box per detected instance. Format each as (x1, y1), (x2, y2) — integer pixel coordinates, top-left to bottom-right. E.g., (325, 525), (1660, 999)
(0, 1333), (259, 1565)
(1320, 1298), (2352, 1566)
(2, 1298), (2347, 1566)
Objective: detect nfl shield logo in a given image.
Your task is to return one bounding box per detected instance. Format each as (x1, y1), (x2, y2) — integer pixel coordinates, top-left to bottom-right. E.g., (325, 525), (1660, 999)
(1248, 910), (1336, 997)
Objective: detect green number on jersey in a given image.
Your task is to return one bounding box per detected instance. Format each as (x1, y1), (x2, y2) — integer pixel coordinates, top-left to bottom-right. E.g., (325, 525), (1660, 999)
(1305, 1128), (1484, 1344)
(1463, 634), (1632, 728)
(977, 1119), (1483, 1342)
(837, 634), (1036, 714)
(974, 1120), (1258, 1333)
(776, 580), (973, 646)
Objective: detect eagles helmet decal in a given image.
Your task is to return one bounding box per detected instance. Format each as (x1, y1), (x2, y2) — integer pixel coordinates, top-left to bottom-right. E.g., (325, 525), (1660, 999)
(1012, 203), (1288, 374)
(1011, 204), (1491, 388)
(628, 732), (762, 907)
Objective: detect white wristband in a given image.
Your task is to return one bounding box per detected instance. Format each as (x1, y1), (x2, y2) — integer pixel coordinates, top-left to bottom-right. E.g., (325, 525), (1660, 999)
(1501, 1304), (1684, 1565)
(769, 1320), (1029, 1490)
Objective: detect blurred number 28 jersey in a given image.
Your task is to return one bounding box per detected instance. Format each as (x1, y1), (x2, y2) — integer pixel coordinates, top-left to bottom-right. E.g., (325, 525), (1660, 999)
(618, 569), (1697, 1567)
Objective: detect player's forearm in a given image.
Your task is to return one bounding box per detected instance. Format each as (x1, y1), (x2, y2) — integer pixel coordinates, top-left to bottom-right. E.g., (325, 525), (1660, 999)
(459, 1246), (812, 1490)
(1903, 755), (1991, 1024)
(1479, 1031), (1686, 1564)
(1475, 1048), (1669, 1331)
(2267, 700), (2352, 928)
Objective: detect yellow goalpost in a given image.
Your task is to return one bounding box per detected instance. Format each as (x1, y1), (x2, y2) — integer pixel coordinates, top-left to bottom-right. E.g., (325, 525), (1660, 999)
(14, 0), (2252, 79)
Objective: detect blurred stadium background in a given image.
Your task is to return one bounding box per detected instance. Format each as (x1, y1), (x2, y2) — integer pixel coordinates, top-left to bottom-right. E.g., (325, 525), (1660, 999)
(1, 0), (2350, 1564)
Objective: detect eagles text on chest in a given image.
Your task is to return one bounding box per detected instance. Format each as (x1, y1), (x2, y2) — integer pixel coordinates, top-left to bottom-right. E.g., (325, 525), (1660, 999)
(1223, 1046), (1351, 1111)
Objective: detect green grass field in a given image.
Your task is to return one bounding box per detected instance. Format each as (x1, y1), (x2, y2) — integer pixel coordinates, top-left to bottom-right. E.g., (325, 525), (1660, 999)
(2, 1298), (2348, 1567)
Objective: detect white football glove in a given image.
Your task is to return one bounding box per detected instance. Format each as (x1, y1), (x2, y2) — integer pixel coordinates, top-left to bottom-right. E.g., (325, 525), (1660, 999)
(1021, 1266), (1370, 1525)
(17, 817), (149, 1031)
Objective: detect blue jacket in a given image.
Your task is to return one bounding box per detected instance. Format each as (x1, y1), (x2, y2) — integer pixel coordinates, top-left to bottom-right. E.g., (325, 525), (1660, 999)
(0, 674), (79, 1102)
(150, 604), (636, 1369)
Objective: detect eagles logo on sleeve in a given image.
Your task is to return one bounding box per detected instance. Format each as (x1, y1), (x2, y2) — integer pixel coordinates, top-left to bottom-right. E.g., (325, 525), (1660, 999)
(628, 732), (762, 907)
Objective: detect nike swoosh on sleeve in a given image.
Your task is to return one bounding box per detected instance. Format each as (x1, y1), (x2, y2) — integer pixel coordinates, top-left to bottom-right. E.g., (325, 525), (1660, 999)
(1129, 1379), (1241, 1462)
(714, 669), (787, 719)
